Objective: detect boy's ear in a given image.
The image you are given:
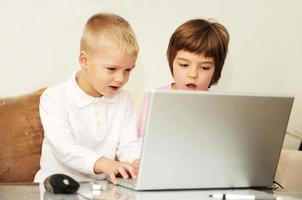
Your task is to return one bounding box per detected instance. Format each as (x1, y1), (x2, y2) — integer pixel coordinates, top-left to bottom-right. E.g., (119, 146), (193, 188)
(79, 51), (89, 70)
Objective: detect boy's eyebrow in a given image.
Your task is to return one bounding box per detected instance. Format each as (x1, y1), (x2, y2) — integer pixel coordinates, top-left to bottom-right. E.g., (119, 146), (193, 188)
(103, 64), (136, 69)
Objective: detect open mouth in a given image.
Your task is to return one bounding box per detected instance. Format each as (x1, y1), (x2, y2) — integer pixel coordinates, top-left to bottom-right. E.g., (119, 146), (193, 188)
(186, 83), (197, 89)
(109, 86), (119, 91)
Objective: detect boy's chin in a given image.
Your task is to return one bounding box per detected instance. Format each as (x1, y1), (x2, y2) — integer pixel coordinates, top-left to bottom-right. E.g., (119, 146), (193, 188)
(102, 90), (119, 98)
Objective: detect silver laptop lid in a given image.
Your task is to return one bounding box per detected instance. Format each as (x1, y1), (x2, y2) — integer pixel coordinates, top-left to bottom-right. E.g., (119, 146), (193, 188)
(136, 90), (294, 190)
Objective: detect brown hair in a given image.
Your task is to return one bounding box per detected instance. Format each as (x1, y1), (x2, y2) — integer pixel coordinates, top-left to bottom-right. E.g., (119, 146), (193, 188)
(80, 13), (139, 56)
(167, 19), (229, 86)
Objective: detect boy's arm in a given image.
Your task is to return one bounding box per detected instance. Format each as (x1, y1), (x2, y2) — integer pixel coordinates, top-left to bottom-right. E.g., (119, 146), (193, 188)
(116, 93), (141, 163)
(40, 89), (100, 175)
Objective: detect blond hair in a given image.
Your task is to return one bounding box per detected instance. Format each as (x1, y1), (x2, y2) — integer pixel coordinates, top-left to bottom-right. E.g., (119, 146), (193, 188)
(80, 13), (139, 56)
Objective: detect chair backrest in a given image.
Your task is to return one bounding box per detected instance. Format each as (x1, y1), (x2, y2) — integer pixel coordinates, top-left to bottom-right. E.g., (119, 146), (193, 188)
(0, 88), (45, 183)
(275, 149), (302, 191)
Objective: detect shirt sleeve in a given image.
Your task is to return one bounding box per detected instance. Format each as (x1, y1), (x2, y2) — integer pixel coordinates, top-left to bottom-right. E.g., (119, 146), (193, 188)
(116, 92), (142, 163)
(40, 89), (100, 175)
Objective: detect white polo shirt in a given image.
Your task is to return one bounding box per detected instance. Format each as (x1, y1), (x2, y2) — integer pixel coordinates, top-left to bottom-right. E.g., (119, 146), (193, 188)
(34, 72), (141, 182)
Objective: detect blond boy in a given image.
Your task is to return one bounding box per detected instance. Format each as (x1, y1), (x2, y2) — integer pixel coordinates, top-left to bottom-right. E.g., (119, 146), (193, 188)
(34, 13), (140, 184)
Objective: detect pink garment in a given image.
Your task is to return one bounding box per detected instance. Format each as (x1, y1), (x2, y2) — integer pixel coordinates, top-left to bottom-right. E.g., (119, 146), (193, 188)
(138, 84), (172, 137)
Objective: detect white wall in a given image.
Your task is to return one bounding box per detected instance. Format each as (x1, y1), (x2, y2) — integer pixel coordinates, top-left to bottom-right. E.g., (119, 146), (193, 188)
(1, 0), (301, 142)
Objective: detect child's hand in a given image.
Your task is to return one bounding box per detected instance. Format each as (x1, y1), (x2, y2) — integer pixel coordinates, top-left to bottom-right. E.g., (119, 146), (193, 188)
(94, 157), (137, 185)
(131, 159), (140, 172)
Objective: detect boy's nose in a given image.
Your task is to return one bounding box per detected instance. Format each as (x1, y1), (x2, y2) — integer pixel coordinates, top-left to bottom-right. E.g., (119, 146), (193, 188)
(114, 73), (126, 83)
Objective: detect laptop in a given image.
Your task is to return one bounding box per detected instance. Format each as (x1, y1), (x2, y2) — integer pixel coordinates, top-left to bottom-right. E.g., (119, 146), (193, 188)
(110, 184), (276, 200)
(115, 90), (294, 190)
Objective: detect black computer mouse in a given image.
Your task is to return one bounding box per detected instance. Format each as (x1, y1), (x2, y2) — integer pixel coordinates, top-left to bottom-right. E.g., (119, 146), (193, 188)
(44, 174), (80, 194)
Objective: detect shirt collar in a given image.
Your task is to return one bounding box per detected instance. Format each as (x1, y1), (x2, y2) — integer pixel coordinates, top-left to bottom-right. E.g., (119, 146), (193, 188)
(68, 70), (118, 108)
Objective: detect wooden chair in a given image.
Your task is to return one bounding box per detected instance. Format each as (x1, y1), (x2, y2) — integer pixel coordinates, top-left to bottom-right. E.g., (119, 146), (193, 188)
(0, 88), (45, 182)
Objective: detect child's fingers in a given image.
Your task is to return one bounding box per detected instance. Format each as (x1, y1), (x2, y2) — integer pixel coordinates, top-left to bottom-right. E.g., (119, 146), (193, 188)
(117, 166), (129, 179)
(132, 159), (140, 171)
(110, 173), (117, 185)
(131, 161), (139, 174)
(132, 163), (139, 171)
(123, 164), (137, 179)
(132, 159), (140, 165)
(132, 162), (138, 168)
(131, 164), (139, 175)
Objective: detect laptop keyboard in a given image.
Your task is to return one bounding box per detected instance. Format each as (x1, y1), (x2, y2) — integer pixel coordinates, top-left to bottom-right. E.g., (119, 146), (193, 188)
(116, 178), (136, 189)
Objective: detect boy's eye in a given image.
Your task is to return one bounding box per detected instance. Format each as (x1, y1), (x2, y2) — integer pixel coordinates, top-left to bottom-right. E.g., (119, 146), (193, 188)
(106, 67), (116, 71)
(125, 68), (132, 73)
